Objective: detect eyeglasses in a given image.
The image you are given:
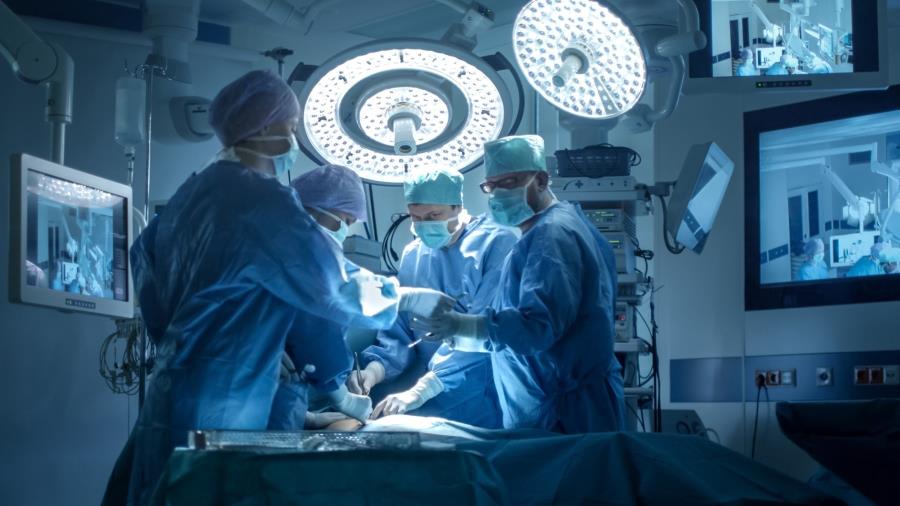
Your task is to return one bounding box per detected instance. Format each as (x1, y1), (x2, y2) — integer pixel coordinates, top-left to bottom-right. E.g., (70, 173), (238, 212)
(479, 175), (532, 194)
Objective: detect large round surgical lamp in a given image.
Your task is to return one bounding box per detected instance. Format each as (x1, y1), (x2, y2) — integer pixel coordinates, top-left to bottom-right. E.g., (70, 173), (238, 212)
(513, 0), (647, 120)
(512, 0), (706, 131)
(291, 38), (522, 185)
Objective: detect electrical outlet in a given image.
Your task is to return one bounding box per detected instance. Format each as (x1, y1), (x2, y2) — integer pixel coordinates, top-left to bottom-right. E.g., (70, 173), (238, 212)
(766, 370), (781, 386)
(754, 370), (766, 387)
(884, 365), (899, 385)
(869, 367), (885, 385)
(816, 367), (833, 386)
(854, 367), (870, 385)
(780, 369), (796, 386)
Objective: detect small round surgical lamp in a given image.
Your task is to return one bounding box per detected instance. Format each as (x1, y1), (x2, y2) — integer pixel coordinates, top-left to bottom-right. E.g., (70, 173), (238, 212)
(512, 0), (647, 120)
(292, 38), (521, 185)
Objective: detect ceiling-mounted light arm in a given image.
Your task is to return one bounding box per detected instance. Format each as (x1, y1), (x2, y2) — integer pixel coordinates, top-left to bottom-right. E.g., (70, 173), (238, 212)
(438, 1), (495, 51)
(481, 52), (524, 138)
(0, 0), (74, 163)
(624, 0), (706, 132)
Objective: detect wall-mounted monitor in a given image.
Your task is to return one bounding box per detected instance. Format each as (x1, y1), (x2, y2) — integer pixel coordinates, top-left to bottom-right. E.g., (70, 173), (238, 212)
(686, 0), (888, 94)
(8, 154), (134, 318)
(745, 85), (900, 310)
(667, 142), (735, 254)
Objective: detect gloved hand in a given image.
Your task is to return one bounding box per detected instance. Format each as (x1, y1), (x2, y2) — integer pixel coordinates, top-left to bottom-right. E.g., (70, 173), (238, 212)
(328, 385), (373, 422)
(346, 361), (385, 395)
(397, 287), (455, 318)
(370, 372), (444, 419)
(410, 310), (487, 341)
(278, 352), (299, 383)
(304, 411), (350, 429)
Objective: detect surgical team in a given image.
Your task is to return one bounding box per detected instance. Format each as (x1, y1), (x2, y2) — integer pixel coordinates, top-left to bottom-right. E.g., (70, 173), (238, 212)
(102, 70), (624, 505)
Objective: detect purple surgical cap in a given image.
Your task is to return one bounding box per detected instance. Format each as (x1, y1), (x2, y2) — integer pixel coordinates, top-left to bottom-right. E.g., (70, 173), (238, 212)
(291, 165), (368, 222)
(208, 70), (300, 147)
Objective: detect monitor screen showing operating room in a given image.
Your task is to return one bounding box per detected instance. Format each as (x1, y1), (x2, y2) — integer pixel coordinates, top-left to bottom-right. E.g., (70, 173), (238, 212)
(707, 0), (854, 77)
(758, 108), (900, 285)
(24, 169), (129, 301)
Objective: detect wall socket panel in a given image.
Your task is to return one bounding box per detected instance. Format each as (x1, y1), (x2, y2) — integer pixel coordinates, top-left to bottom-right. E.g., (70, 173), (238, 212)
(755, 369), (796, 387)
(854, 365), (900, 385)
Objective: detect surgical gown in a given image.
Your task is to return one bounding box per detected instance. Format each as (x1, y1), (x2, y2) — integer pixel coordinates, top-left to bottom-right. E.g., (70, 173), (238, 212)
(362, 214), (517, 428)
(846, 256), (883, 278)
(797, 259), (830, 281)
(105, 160), (400, 506)
(484, 201), (625, 434)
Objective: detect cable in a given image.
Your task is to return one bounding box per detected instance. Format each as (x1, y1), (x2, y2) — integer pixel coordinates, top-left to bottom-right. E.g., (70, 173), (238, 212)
(653, 195), (685, 255)
(380, 213), (410, 274)
(366, 183), (379, 242)
(626, 402), (647, 432)
(698, 427), (721, 444)
(99, 318), (155, 396)
(751, 374), (766, 459)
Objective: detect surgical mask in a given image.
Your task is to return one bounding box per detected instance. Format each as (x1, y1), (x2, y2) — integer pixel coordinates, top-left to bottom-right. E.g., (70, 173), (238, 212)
(237, 135), (300, 178)
(413, 217), (458, 249)
(488, 177), (536, 227)
(315, 208), (349, 246)
(814, 252), (825, 263)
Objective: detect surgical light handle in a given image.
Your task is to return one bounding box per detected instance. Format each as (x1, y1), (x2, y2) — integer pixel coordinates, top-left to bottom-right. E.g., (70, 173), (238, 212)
(0, 0), (74, 163)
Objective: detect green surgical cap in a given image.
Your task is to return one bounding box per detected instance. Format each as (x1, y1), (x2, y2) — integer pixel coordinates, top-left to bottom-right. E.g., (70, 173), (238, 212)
(483, 135), (546, 178)
(403, 168), (464, 205)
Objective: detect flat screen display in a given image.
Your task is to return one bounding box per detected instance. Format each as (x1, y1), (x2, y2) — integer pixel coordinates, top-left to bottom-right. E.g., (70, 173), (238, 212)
(24, 169), (129, 301)
(745, 85), (900, 310)
(690, 0), (881, 81)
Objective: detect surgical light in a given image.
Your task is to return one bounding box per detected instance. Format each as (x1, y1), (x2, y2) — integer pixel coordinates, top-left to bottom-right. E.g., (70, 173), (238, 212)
(294, 38), (518, 185)
(512, 0), (647, 120)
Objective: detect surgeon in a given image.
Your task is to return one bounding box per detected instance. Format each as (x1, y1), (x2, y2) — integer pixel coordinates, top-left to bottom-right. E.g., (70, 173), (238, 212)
(103, 71), (452, 506)
(414, 135), (625, 434)
(797, 238), (830, 280)
(846, 243), (885, 277)
(267, 164), (372, 430)
(356, 168), (517, 428)
(766, 53), (798, 75)
(735, 48), (759, 76)
(880, 247), (900, 274)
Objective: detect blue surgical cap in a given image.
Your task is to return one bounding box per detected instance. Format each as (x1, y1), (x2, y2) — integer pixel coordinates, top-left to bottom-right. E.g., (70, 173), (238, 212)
(208, 70), (300, 147)
(804, 238), (823, 256)
(291, 165), (367, 222)
(403, 168), (464, 206)
(483, 135), (547, 178)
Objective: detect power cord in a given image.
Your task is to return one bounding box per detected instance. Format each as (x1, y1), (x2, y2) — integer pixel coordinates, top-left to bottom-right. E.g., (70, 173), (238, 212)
(751, 373), (767, 459)
(653, 194), (686, 255)
(381, 213), (410, 274)
(100, 318), (154, 395)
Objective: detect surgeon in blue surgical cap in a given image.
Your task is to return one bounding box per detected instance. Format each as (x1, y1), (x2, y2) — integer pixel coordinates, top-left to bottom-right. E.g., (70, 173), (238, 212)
(103, 71), (452, 506)
(846, 243), (885, 277)
(413, 135), (625, 434)
(797, 238), (830, 280)
(266, 164), (375, 431)
(359, 168), (517, 428)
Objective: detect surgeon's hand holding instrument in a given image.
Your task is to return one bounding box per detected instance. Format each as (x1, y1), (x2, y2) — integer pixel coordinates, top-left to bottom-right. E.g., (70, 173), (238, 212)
(410, 311), (491, 352)
(346, 361), (385, 396)
(370, 372), (444, 419)
(397, 287), (456, 318)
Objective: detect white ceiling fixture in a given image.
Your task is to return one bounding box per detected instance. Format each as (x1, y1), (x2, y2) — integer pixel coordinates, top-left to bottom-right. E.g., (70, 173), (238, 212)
(291, 4), (523, 185)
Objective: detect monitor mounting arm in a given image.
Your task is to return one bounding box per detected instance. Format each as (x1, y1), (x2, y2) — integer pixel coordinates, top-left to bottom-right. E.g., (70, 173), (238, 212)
(0, 0), (74, 163)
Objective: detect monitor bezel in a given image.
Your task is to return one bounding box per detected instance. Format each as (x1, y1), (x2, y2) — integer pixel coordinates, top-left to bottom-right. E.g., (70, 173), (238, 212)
(744, 85), (900, 311)
(8, 153), (135, 319)
(685, 0), (889, 95)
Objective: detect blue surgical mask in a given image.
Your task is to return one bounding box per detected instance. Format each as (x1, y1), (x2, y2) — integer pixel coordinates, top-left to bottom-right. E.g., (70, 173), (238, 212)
(238, 134), (300, 178)
(315, 208), (349, 246)
(413, 218), (457, 249)
(814, 252), (825, 263)
(489, 176), (536, 227)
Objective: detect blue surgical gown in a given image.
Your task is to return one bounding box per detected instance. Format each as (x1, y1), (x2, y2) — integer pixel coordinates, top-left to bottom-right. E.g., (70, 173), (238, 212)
(362, 214), (518, 428)
(484, 201), (625, 434)
(766, 62), (789, 75)
(846, 256), (883, 278)
(735, 64), (759, 76)
(797, 259), (830, 281)
(107, 160), (399, 506)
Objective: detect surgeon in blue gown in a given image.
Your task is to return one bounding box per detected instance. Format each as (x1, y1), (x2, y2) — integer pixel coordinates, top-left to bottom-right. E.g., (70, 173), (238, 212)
(356, 168), (517, 428)
(102, 71), (452, 506)
(415, 135), (625, 434)
(846, 243), (885, 278)
(267, 164), (375, 430)
(797, 238), (830, 281)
